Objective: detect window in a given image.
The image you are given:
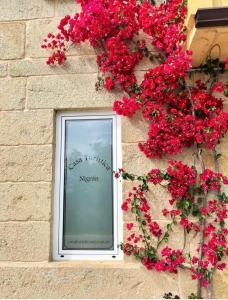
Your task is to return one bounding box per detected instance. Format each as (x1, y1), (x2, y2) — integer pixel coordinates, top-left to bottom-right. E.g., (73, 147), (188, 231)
(53, 112), (122, 260)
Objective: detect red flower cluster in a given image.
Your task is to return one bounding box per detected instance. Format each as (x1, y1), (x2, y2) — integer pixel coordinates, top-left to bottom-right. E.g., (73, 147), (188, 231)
(147, 168), (162, 184)
(119, 161), (228, 287)
(191, 227), (228, 287)
(200, 169), (228, 192)
(139, 0), (187, 54)
(41, 32), (67, 65)
(149, 221), (162, 237)
(166, 160), (196, 201)
(143, 247), (185, 273)
(113, 96), (141, 117)
(42, 0), (228, 158)
(42, 0), (144, 92)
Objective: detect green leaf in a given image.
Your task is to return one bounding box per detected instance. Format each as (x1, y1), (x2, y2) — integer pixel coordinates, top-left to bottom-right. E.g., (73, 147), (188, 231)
(188, 185), (195, 197)
(163, 232), (170, 242)
(215, 153), (222, 160)
(185, 253), (191, 261)
(136, 95), (142, 103)
(183, 200), (190, 209)
(218, 192), (228, 203)
(161, 171), (170, 180)
(166, 115), (172, 122)
(220, 220), (225, 228)
(178, 77), (185, 87)
(192, 204), (200, 217)
(197, 197), (203, 204)
(147, 248), (156, 260)
(131, 83), (140, 94)
(167, 223), (173, 231)
(119, 242), (124, 250)
(173, 219), (178, 225)
(188, 293), (197, 299)
(122, 172), (135, 181)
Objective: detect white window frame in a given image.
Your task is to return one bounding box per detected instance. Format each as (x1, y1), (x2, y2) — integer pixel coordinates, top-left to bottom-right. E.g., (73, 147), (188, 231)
(53, 111), (123, 260)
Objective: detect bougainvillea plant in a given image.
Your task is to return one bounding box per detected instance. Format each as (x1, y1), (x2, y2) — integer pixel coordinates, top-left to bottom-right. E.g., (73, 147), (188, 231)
(42, 0), (228, 298)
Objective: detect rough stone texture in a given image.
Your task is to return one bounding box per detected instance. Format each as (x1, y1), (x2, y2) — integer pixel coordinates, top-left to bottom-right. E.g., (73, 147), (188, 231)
(178, 269), (197, 299)
(0, 222), (50, 261)
(0, 182), (51, 221)
(55, 0), (81, 16)
(0, 0), (54, 21)
(178, 268), (228, 299)
(122, 143), (195, 175)
(0, 23), (25, 59)
(0, 78), (26, 110)
(10, 57), (98, 77)
(213, 270), (228, 299)
(26, 18), (95, 58)
(0, 263), (179, 298)
(26, 18), (60, 58)
(0, 62), (8, 77)
(218, 135), (228, 174)
(135, 57), (158, 71)
(0, 110), (54, 145)
(0, 145), (53, 182)
(121, 113), (148, 143)
(27, 74), (122, 109)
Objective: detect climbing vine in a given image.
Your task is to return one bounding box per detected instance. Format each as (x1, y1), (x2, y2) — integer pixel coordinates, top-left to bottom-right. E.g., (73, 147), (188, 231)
(42, 0), (228, 298)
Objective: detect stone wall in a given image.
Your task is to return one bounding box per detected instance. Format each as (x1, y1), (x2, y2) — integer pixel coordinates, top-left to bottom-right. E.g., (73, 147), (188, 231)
(0, 0), (227, 298)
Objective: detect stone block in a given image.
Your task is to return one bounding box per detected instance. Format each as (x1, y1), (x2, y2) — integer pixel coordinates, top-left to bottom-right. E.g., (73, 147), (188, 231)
(219, 151), (228, 175)
(27, 74), (121, 109)
(121, 113), (148, 143)
(0, 145), (53, 182)
(0, 62), (7, 77)
(10, 57), (97, 77)
(0, 182), (51, 221)
(0, 78), (26, 110)
(0, 263), (179, 298)
(179, 268), (228, 299)
(0, 110), (53, 145)
(0, 222), (50, 261)
(122, 143), (159, 175)
(178, 268), (197, 299)
(0, 0), (54, 21)
(26, 18), (95, 58)
(123, 143), (198, 175)
(214, 270), (228, 299)
(55, 0), (81, 17)
(0, 23), (25, 59)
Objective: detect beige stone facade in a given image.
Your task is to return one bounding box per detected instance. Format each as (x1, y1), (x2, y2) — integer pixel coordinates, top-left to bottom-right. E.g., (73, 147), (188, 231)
(0, 0), (228, 298)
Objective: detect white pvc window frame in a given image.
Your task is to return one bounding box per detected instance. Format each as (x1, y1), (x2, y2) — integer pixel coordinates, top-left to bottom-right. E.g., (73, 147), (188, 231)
(53, 112), (123, 261)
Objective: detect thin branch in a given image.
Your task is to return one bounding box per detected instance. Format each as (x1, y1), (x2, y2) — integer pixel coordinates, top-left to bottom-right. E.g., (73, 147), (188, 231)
(188, 67), (226, 73)
(187, 85), (209, 299)
(182, 228), (187, 251)
(213, 148), (220, 173)
(196, 147), (208, 299)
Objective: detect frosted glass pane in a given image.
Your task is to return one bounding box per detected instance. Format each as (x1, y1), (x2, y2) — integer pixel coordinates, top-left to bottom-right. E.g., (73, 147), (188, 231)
(63, 119), (114, 250)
